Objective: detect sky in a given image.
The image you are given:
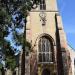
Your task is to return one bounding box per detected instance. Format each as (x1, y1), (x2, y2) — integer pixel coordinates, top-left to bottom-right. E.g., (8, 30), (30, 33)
(57, 0), (75, 49)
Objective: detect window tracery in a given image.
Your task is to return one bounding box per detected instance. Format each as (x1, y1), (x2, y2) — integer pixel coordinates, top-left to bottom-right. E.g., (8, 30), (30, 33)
(38, 36), (53, 63)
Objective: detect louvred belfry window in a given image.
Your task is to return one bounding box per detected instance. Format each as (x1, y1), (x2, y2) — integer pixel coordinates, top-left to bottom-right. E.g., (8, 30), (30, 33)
(38, 36), (53, 63)
(40, 0), (46, 10)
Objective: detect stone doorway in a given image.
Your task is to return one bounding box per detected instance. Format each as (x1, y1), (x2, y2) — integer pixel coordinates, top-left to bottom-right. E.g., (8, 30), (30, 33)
(42, 69), (50, 75)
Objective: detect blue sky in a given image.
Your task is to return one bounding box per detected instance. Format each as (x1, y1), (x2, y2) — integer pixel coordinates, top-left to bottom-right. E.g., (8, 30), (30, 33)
(57, 0), (75, 49)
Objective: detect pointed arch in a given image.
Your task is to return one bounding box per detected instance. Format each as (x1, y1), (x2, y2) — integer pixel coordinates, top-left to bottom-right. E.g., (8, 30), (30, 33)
(37, 33), (55, 46)
(37, 33), (55, 63)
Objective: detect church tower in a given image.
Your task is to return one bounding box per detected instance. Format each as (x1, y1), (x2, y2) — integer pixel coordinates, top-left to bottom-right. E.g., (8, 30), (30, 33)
(25, 0), (72, 75)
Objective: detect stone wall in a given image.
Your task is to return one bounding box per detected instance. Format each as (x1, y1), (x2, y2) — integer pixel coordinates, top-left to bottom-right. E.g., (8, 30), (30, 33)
(25, 55), (30, 75)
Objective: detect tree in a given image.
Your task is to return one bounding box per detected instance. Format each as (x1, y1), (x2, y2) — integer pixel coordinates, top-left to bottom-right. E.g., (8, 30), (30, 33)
(0, 0), (40, 75)
(0, 2), (17, 74)
(0, 63), (5, 75)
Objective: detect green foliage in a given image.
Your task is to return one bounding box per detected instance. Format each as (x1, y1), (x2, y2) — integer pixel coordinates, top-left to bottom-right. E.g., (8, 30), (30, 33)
(0, 0), (40, 72)
(0, 9), (6, 24)
(6, 57), (16, 71)
(12, 30), (23, 46)
(3, 42), (15, 57)
(20, 0), (39, 17)
(1, 41), (16, 70)
(0, 8), (11, 25)
(0, 0), (40, 17)
(0, 64), (3, 69)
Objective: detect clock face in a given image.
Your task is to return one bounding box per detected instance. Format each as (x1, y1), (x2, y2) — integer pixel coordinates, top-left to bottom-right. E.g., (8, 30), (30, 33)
(39, 12), (46, 18)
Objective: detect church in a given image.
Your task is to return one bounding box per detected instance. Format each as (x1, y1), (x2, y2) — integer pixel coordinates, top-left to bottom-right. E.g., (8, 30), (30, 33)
(23, 0), (75, 75)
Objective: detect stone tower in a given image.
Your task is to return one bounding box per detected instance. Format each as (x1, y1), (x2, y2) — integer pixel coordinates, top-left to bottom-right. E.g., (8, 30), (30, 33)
(25, 0), (72, 75)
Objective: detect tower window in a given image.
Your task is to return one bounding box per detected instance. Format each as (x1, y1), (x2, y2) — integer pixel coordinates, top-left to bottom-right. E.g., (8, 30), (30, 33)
(38, 36), (53, 63)
(40, 0), (46, 10)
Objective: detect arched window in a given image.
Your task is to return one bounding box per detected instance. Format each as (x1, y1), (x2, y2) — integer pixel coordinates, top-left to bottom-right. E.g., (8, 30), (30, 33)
(38, 36), (53, 63)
